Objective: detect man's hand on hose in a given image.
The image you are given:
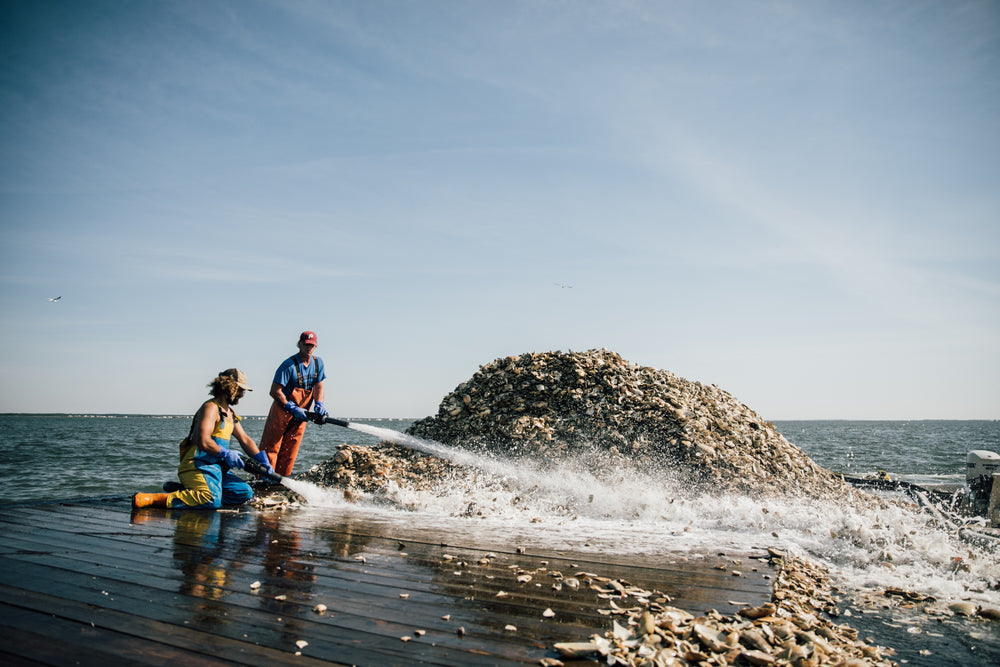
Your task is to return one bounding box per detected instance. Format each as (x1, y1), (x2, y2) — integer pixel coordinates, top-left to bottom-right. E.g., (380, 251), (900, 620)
(284, 401), (308, 421)
(251, 451), (274, 478)
(313, 401), (328, 417)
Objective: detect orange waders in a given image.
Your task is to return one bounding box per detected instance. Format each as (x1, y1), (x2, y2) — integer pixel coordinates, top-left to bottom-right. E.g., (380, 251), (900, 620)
(260, 385), (315, 476)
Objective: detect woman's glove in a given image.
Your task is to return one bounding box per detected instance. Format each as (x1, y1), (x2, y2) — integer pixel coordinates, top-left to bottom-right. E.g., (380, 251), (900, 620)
(251, 451), (275, 478)
(218, 447), (244, 469)
(284, 401), (308, 421)
(313, 401), (328, 417)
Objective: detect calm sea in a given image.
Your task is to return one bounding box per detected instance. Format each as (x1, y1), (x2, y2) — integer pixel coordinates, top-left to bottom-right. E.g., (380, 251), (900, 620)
(1, 415), (994, 505)
(1, 415), (998, 664)
(0, 414), (418, 504)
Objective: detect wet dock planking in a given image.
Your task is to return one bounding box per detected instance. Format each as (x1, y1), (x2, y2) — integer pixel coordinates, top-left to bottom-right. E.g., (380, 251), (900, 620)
(0, 497), (777, 666)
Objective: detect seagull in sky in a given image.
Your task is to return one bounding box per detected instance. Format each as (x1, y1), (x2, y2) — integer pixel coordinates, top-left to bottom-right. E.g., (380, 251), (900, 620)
(48, 296), (62, 302)
(555, 283), (573, 289)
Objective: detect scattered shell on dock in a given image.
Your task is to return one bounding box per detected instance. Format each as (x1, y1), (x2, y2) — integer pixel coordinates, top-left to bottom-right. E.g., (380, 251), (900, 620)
(979, 607), (1000, 621)
(553, 641), (601, 658)
(947, 601), (978, 616)
(551, 549), (896, 667)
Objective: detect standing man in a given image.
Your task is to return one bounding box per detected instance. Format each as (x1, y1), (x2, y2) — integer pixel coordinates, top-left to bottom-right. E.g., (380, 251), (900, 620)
(260, 331), (328, 476)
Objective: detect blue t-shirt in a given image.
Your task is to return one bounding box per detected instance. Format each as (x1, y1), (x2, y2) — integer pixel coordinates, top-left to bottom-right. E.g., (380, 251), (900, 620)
(273, 355), (326, 393)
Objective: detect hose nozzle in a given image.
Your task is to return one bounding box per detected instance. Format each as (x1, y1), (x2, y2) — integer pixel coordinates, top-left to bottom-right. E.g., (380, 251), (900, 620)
(240, 454), (283, 483)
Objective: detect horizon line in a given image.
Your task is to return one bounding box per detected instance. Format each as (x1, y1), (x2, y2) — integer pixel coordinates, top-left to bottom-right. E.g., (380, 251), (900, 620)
(1, 413), (996, 422)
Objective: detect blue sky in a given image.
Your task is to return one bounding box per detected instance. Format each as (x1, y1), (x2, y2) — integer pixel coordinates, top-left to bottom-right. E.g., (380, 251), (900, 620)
(1, 0), (997, 419)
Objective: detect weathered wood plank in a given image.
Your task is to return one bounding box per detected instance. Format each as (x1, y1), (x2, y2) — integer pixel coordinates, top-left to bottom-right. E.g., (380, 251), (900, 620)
(0, 584), (345, 667)
(0, 497), (777, 666)
(0, 602), (244, 666)
(1, 504), (774, 613)
(3, 502), (774, 604)
(0, 513), (769, 634)
(0, 558), (542, 666)
(0, 522), (611, 625)
(0, 534), (591, 664)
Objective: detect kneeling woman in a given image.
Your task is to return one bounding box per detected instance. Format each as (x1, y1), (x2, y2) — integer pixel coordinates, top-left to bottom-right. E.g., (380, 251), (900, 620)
(133, 369), (274, 509)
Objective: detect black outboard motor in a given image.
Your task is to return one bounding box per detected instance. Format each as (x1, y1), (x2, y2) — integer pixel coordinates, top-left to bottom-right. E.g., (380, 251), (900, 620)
(966, 450), (1000, 515)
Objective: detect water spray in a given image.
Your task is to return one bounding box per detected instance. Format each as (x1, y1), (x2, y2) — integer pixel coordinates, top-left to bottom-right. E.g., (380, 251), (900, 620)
(239, 452), (344, 505)
(307, 412), (476, 462)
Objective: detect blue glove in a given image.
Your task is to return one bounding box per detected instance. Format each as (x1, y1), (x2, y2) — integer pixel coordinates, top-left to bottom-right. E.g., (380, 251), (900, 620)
(313, 401), (328, 417)
(284, 401), (308, 421)
(218, 447), (244, 469)
(251, 451), (275, 478)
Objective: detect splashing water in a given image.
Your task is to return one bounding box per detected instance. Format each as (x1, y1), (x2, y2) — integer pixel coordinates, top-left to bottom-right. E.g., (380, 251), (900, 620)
(343, 423), (669, 521)
(311, 422), (1000, 612)
(277, 476), (348, 506)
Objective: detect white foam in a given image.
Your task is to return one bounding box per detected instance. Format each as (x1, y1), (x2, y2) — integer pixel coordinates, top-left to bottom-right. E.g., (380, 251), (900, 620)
(278, 477), (349, 507)
(317, 425), (1000, 608)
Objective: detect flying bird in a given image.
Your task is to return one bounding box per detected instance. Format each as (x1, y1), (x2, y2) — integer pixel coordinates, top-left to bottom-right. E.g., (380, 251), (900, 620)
(555, 283), (573, 289)
(48, 296), (62, 302)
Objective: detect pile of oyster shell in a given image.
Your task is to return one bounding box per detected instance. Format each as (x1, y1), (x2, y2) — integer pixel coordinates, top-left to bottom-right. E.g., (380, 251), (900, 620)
(405, 349), (851, 499)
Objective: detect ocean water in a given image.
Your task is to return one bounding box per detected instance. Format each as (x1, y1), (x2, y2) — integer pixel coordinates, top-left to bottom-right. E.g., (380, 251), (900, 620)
(779, 420), (1000, 482)
(1, 415), (998, 664)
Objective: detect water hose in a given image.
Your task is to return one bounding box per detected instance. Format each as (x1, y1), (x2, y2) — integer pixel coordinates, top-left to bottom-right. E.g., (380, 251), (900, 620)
(240, 453), (284, 484)
(307, 412), (350, 428)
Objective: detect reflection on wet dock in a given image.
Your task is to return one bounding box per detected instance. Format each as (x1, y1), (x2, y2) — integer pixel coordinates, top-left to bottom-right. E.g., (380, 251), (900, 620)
(0, 497), (776, 666)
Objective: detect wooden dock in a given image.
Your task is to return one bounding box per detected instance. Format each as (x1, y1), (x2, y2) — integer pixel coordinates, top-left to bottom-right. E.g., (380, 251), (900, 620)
(0, 497), (777, 666)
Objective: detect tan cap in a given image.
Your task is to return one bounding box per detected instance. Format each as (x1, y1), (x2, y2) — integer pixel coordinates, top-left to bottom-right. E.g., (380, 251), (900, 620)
(220, 368), (252, 391)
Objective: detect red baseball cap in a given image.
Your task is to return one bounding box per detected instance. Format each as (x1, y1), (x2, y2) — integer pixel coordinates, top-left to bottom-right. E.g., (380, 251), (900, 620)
(299, 331), (318, 345)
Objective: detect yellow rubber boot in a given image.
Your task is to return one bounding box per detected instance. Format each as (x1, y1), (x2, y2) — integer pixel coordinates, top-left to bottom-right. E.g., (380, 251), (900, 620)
(132, 492), (169, 509)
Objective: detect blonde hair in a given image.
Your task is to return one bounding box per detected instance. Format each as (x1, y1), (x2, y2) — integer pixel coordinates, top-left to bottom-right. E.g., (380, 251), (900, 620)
(208, 373), (241, 402)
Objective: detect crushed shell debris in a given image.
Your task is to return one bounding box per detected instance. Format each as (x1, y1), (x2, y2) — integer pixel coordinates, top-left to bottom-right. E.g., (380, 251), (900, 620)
(549, 551), (898, 667)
